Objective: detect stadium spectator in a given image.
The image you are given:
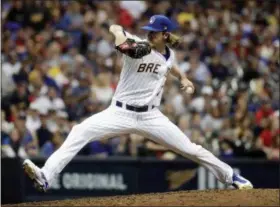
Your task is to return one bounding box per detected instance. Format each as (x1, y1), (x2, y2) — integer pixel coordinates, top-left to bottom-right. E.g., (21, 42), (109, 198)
(255, 99), (274, 126)
(189, 85), (213, 113)
(88, 139), (114, 158)
(32, 86), (66, 113)
(36, 111), (53, 148)
(1, 111), (14, 141)
(2, 128), (28, 158)
(1, 0), (279, 160)
(91, 72), (114, 105)
(25, 102), (42, 135)
(2, 113), (38, 158)
(41, 131), (64, 157)
(2, 52), (21, 84)
(2, 81), (30, 122)
(112, 135), (131, 156)
(184, 54), (211, 85)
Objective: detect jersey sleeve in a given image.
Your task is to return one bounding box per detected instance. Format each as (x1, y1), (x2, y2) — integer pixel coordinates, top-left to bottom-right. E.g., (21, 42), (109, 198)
(170, 49), (179, 68)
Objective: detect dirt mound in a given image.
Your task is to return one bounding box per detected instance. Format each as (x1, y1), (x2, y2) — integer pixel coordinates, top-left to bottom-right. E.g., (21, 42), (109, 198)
(6, 189), (279, 206)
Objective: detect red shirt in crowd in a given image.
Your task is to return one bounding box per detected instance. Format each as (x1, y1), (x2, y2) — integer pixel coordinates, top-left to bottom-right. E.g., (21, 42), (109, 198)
(118, 8), (133, 28)
(255, 107), (274, 125)
(260, 129), (272, 147)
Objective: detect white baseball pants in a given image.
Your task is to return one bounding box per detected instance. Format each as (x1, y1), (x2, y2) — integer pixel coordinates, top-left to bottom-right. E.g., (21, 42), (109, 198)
(41, 103), (233, 185)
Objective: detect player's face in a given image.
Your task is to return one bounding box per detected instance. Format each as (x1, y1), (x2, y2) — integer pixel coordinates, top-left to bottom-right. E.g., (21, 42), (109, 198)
(147, 31), (164, 45)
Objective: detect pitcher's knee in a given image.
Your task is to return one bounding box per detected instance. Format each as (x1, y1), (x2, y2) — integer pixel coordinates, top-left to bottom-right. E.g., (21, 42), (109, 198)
(69, 123), (86, 137)
(71, 124), (81, 132)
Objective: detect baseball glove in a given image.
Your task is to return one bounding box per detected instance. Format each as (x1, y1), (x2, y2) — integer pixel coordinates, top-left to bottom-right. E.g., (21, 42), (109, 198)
(116, 38), (152, 59)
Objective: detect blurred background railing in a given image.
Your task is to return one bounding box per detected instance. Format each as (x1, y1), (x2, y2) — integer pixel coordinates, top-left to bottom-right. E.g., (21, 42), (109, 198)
(2, 157), (279, 204)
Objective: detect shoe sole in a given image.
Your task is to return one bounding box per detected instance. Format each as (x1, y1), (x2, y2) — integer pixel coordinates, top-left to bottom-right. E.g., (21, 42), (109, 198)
(23, 162), (46, 192)
(239, 184), (253, 190)
(233, 183), (253, 190)
(23, 162), (36, 180)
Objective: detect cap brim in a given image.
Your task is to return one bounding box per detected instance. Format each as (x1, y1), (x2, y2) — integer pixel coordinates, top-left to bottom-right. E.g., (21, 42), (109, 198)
(141, 25), (163, 32)
(141, 25), (178, 32)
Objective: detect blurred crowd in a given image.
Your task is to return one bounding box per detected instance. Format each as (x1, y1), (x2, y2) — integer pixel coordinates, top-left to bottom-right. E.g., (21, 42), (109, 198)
(1, 0), (279, 160)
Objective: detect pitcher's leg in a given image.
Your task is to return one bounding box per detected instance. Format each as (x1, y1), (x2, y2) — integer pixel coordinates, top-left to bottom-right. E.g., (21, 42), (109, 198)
(38, 106), (134, 186)
(138, 114), (233, 184)
(23, 120), (97, 191)
(41, 123), (92, 184)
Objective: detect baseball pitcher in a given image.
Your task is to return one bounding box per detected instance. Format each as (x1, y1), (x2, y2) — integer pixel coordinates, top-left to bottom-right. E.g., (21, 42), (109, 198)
(23, 15), (253, 191)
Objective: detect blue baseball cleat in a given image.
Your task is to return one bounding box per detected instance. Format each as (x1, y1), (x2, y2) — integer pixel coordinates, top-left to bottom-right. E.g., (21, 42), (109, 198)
(232, 173), (253, 189)
(23, 159), (49, 192)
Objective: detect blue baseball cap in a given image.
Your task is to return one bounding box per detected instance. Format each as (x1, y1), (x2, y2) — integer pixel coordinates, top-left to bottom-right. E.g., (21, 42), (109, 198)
(141, 15), (178, 32)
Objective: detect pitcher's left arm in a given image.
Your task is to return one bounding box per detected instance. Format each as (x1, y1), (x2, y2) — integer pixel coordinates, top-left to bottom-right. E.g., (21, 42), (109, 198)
(109, 24), (152, 59)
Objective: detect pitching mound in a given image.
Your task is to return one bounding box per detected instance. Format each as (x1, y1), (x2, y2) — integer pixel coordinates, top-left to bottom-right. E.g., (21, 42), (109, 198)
(6, 189), (279, 206)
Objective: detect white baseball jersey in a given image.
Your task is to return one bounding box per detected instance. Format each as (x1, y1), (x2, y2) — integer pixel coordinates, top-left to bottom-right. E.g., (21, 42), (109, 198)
(113, 31), (177, 107)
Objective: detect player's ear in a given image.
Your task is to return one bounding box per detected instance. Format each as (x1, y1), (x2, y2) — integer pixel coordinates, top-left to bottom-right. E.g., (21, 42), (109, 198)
(163, 32), (170, 41)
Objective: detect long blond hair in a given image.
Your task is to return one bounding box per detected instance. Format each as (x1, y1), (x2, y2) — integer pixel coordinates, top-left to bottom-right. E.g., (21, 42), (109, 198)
(149, 32), (181, 49)
(165, 32), (181, 48)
